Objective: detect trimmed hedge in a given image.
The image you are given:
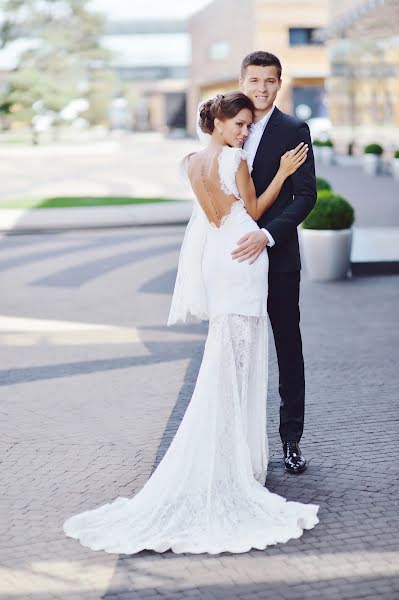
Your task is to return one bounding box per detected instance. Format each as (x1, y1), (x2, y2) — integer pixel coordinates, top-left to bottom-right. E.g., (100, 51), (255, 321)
(316, 177), (332, 191)
(313, 139), (333, 148)
(302, 190), (355, 230)
(364, 143), (383, 155)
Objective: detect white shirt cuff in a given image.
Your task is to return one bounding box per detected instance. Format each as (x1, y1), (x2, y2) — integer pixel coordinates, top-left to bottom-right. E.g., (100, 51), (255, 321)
(261, 228), (275, 248)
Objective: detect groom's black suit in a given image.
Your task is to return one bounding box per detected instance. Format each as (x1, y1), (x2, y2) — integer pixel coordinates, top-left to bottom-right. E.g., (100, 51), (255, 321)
(252, 107), (316, 443)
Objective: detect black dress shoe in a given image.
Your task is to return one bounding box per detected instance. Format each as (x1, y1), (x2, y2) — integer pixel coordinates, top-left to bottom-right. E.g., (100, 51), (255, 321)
(283, 441), (307, 474)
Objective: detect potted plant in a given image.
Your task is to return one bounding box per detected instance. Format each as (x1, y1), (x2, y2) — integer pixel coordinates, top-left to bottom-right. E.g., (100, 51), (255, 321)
(316, 177), (332, 192)
(300, 190), (355, 281)
(392, 150), (399, 182)
(363, 143), (383, 175)
(319, 139), (334, 165)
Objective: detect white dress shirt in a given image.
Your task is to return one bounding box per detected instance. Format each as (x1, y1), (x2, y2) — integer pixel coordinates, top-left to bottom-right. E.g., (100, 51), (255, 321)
(244, 105), (276, 247)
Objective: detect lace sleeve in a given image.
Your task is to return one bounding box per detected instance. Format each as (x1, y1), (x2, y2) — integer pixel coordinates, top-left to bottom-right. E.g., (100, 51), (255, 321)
(218, 147), (252, 197)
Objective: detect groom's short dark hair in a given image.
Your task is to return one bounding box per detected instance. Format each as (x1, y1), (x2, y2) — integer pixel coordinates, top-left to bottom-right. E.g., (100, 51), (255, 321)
(241, 51), (282, 80)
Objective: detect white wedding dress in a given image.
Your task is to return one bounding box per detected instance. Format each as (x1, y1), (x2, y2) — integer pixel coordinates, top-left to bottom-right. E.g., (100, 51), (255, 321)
(63, 146), (319, 554)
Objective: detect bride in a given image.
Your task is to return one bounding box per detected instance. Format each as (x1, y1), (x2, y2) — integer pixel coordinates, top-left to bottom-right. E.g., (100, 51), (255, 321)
(63, 91), (319, 555)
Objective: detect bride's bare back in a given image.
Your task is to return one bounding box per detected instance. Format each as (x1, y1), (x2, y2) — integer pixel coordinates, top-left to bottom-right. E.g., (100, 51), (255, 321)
(186, 141), (308, 230)
(187, 148), (239, 228)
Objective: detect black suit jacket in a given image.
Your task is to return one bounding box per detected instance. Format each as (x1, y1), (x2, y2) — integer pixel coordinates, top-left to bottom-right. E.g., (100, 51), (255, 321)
(252, 107), (317, 272)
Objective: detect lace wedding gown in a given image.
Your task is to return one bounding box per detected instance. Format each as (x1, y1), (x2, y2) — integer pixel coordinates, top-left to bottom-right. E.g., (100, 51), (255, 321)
(63, 146), (319, 554)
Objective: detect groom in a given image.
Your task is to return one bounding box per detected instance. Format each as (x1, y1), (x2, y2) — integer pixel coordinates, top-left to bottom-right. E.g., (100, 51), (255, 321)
(232, 51), (316, 474)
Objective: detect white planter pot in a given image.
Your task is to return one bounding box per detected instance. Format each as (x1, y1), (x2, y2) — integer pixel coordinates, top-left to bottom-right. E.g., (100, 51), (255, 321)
(300, 228), (353, 281)
(320, 146), (334, 165)
(363, 153), (381, 176)
(392, 158), (399, 182)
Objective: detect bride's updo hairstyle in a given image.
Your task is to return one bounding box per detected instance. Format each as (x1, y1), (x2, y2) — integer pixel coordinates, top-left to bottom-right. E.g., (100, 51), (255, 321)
(198, 91), (255, 135)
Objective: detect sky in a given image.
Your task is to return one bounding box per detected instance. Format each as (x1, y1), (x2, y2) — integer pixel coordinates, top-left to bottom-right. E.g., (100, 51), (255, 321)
(0, 0), (212, 69)
(90, 0), (213, 21)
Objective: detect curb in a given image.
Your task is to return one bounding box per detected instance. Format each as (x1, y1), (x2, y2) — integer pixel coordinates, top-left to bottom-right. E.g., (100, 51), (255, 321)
(0, 201), (193, 233)
(350, 227), (399, 274)
(298, 227), (399, 277)
(351, 261), (399, 276)
(1, 207), (398, 276)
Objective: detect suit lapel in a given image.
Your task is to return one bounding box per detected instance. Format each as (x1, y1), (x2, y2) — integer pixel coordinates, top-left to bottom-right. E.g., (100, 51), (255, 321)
(252, 106), (283, 175)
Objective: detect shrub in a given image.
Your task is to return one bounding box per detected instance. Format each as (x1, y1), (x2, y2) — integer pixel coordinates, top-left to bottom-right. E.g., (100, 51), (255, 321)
(313, 139), (333, 148)
(394, 150), (399, 159)
(364, 143), (383, 155)
(316, 177), (332, 191)
(302, 190), (355, 230)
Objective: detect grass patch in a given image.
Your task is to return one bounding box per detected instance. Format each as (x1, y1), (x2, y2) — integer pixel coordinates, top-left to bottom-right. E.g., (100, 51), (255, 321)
(0, 137), (30, 144)
(0, 196), (179, 209)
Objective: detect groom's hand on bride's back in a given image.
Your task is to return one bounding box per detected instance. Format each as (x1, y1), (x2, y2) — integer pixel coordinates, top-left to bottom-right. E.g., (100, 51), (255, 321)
(231, 230), (268, 264)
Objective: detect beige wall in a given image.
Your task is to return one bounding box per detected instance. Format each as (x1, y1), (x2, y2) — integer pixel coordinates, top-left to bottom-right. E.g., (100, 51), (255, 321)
(326, 0), (399, 151)
(329, 0), (362, 20)
(188, 0), (255, 134)
(188, 0), (329, 133)
(254, 0), (329, 112)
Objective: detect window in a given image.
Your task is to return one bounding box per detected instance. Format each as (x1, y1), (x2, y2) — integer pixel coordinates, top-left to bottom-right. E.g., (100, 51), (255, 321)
(207, 41), (230, 61)
(292, 86), (327, 119)
(289, 28), (323, 46)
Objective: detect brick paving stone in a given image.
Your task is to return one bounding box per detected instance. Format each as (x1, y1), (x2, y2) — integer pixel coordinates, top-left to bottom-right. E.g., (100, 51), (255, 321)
(0, 226), (398, 600)
(316, 160), (399, 227)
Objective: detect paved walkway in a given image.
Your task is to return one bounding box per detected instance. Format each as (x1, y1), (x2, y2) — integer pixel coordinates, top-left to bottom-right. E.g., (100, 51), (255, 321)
(0, 226), (398, 600)
(1, 134), (398, 224)
(0, 133), (199, 202)
(316, 160), (399, 227)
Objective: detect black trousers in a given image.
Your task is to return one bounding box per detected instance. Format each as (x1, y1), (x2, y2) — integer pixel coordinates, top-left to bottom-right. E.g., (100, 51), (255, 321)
(267, 270), (305, 444)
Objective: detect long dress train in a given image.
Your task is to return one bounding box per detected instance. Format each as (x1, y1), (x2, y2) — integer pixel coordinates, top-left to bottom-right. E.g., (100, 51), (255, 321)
(63, 146), (319, 554)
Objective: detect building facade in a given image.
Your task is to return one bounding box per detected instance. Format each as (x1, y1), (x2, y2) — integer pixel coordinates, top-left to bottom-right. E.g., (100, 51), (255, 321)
(188, 0), (329, 134)
(325, 0), (399, 153)
(0, 19), (190, 132)
(102, 19), (189, 131)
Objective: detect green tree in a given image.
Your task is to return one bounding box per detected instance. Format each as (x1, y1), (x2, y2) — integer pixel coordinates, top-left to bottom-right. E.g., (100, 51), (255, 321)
(6, 68), (74, 118)
(0, 0), (25, 50)
(83, 69), (118, 126)
(0, 0), (111, 138)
